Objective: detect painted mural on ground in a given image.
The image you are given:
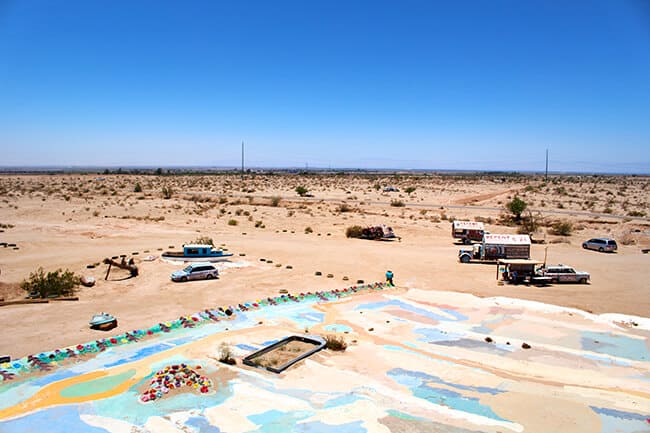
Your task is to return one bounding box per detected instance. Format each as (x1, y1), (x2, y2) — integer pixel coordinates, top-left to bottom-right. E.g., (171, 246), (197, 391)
(1, 284), (649, 433)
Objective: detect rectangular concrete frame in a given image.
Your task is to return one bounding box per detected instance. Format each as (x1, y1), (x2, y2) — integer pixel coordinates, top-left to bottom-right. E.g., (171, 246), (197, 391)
(242, 335), (326, 374)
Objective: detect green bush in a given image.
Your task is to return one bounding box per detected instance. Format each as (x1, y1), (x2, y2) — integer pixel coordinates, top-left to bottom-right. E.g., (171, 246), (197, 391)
(506, 196), (527, 220)
(21, 267), (80, 299)
(295, 186), (308, 196)
(270, 196), (281, 207)
(134, 183), (142, 193)
(405, 187), (416, 194)
(228, 219), (238, 226)
(345, 225), (364, 238)
(390, 199), (405, 207)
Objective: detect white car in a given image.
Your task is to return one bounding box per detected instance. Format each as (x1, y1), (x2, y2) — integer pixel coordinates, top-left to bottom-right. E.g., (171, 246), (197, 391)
(538, 265), (590, 284)
(171, 263), (219, 282)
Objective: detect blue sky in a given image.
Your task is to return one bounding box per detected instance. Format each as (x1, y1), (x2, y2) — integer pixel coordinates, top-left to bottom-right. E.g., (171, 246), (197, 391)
(1, 1), (649, 172)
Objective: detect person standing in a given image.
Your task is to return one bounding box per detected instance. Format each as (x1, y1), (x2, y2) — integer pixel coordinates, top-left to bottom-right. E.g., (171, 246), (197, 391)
(386, 270), (394, 286)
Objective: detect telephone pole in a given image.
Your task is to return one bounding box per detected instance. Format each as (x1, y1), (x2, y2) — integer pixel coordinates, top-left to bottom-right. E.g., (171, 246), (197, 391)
(545, 148), (548, 182)
(241, 141), (244, 180)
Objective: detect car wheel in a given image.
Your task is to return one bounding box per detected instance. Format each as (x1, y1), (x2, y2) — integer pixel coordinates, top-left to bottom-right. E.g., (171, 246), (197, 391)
(460, 255), (470, 263)
(582, 243), (588, 249)
(181, 276), (188, 282)
(598, 247), (604, 252)
(206, 274), (213, 279)
(579, 278), (588, 284)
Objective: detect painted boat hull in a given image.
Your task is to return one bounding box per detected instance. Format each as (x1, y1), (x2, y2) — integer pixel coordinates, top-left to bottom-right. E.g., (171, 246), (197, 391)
(161, 252), (233, 262)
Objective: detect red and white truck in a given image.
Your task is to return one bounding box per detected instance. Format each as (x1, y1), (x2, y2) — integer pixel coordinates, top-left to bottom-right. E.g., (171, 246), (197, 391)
(458, 234), (531, 263)
(451, 220), (485, 244)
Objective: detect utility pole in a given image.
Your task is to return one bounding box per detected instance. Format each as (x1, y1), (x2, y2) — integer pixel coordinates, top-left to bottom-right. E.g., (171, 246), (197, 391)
(241, 141), (244, 180)
(545, 148), (549, 182)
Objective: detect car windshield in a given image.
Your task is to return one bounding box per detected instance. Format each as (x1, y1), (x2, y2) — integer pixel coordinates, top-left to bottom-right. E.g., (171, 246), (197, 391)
(183, 265), (193, 273)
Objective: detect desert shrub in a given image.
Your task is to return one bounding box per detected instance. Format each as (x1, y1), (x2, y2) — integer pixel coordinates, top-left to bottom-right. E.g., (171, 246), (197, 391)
(21, 267), (80, 298)
(517, 210), (543, 234)
(192, 236), (214, 245)
(134, 183), (142, 193)
(304, 226), (313, 234)
(627, 210), (646, 217)
(603, 207), (613, 214)
(506, 196), (527, 220)
(345, 225), (364, 238)
(255, 220), (264, 228)
(405, 187), (416, 194)
(162, 186), (173, 199)
(218, 343), (236, 365)
(474, 216), (494, 224)
(390, 199), (405, 207)
(324, 335), (347, 351)
(295, 186), (308, 196)
(270, 196), (281, 207)
(338, 203), (352, 213)
(550, 220), (573, 236)
(228, 219), (238, 226)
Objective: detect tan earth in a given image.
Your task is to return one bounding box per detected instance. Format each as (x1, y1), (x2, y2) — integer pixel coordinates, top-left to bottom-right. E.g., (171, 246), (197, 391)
(0, 172), (649, 359)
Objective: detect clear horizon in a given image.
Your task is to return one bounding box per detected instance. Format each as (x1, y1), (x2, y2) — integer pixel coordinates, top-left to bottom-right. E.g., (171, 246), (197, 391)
(1, 1), (649, 174)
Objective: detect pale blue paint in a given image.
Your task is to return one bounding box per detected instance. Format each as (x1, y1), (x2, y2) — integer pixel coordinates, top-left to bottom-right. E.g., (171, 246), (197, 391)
(581, 331), (650, 362)
(387, 368), (506, 422)
(186, 415), (222, 432)
(355, 300), (467, 322)
(590, 406), (650, 433)
(324, 324), (353, 333)
(1, 405), (111, 433)
(297, 420), (367, 433)
(323, 393), (365, 408)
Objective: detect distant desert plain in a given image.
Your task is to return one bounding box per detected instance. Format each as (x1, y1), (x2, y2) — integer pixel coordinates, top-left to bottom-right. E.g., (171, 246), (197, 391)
(1, 172), (649, 359)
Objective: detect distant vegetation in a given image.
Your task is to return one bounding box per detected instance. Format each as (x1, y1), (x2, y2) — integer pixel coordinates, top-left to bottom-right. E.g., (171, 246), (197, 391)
(134, 182), (142, 193)
(191, 236), (214, 245)
(390, 199), (405, 207)
(550, 220), (573, 236)
(295, 186), (309, 196)
(21, 267), (79, 298)
(162, 186), (173, 199)
(506, 196), (527, 220)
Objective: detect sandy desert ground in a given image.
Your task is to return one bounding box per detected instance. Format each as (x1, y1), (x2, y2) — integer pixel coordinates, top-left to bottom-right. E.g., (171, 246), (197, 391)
(1, 172), (649, 359)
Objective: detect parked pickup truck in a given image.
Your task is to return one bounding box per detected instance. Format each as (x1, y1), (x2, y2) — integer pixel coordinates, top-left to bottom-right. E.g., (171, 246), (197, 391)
(458, 234), (531, 263)
(537, 265), (590, 284)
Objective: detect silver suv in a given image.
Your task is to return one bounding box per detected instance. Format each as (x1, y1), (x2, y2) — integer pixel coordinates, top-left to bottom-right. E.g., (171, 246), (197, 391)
(582, 238), (617, 253)
(539, 265), (590, 284)
(171, 263), (219, 282)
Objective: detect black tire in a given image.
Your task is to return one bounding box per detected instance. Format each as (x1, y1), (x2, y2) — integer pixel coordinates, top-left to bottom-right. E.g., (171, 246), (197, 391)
(582, 243), (588, 249)
(206, 274), (213, 280)
(181, 276), (188, 282)
(598, 247), (604, 252)
(460, 255), (470, 264)
(579, 278), (588, 284)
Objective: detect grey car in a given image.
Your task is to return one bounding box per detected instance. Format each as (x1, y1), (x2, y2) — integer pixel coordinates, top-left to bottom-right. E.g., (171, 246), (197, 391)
(539, 265), (590, 284)
(582, 238), (617, 253)
(171, 263), (219, 282)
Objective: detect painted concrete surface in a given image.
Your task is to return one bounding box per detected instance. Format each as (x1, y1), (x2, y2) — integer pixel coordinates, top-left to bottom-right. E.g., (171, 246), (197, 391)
(1, 285), (649, 432)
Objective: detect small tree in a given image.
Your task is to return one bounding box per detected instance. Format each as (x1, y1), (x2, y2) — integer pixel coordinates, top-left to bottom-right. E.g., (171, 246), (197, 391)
(295, 186), (308, 197)
(21, 267), (80, 298)
(506, 196), (527, 221)
(405, 187), (416, 194)
(134, 183), (142, 193)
